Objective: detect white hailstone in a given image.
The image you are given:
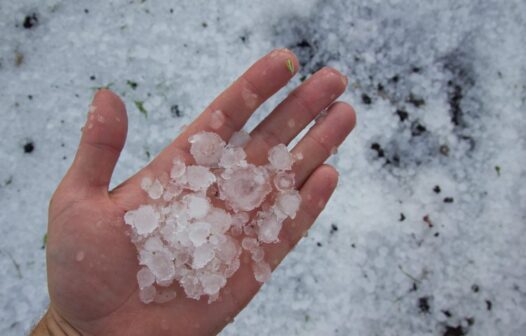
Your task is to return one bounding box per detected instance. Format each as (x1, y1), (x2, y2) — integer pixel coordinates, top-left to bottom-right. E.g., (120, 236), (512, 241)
(144, 236), (165, 252)
(276, 190), (302, 219)
(273, 172), (295, 191)
(192, 243), (215, 269)
(199, 272), (227, 295)
(294, 152), (304, 161)
(218, 164), (271, 212)
(205, 257), (221, 272)
(252, 260), (271, 283)
(140, 177), (153, 190)
(228, 130), (251, 147)
(137, 267), (155, 289)
(175, 248), (192, 266)
(185, 194), (210, 219)
(268, 144), (293, 171)
(156, 278), (173, 287)
(219, 146), (247, 168)
(160, 205), (171, 216)
(146, 179), (164, 200)
(271, 205), (287, 221)
(146, 252), (175, 281)
(124, 205), (159, 235)
(185, 166), (216, 191)
(208, 292), (220, 304)
(243, 222), (257, 237)
(215, 236), (239, 263)
(241, 85), (258, 108)
(241, 237), (259, 252)
(154, 289), (177, 304)
(160, 221), (177, 245)
(224, 257), (241, 278)
(233, 212), (249, 225)
(205, 208), (232, 234)
(256, 210), (282, 243)
(173, 263), (189, 279)
(208, 232), (225, 246)
(162, 191), (174, 202)
(138, 249), (153, 266)
(251, 246), (265, 262)
(170, 201), (186, 217)
(165, 181), (183, 198)
(189, 131), (226, 166)
(174, 225), (193, 248)
(180, 272), (202, 300)
(174, 173), (187, 186)
(188, 221), (211, 247)
(230, 212), (249, 236)
(157, 172), (170, 188)
(139, 285), (157, 304)
(230, 223), (242, 236)
(170, 158), (186, 179)
(209, 110), (225, 130)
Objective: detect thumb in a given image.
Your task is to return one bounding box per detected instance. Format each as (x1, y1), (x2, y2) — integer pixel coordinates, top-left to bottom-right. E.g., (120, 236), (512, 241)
(62, 89), (128, 195)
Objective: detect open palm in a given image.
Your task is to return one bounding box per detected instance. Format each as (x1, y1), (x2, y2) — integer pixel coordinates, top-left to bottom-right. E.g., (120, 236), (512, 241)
(45, 49), (356, 336)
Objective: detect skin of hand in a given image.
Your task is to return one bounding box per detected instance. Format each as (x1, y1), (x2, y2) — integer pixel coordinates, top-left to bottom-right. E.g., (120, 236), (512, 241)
(32, 49), (356, 336)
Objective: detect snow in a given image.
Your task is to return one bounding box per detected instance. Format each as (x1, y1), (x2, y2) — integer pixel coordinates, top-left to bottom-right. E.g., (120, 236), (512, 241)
(1, 0), (525, 335)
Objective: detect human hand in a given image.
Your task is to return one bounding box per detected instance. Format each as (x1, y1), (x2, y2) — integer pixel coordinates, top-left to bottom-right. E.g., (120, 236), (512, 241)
(37, 49), (356, 335)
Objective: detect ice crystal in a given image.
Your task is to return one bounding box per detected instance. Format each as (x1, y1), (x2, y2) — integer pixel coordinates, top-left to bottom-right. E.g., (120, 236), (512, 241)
(189, 131), (225, 166)
(218, 164), (271, 212)
(268, 144), (293, 171)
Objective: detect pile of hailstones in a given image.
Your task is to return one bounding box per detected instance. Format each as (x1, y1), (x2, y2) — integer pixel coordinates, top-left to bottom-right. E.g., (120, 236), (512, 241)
(124, 131), (302, 304)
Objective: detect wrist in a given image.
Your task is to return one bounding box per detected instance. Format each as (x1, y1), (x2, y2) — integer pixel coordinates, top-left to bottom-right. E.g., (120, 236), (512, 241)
(32, 307), (81, 336)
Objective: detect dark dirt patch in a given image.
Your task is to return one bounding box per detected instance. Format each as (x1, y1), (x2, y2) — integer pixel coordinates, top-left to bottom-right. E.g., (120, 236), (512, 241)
(22, 13), (38, 29)
(23, 141), (34, 153)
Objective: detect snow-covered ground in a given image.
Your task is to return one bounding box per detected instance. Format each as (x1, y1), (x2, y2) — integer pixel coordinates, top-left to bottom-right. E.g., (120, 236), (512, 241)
(1, 1), (525, 335)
